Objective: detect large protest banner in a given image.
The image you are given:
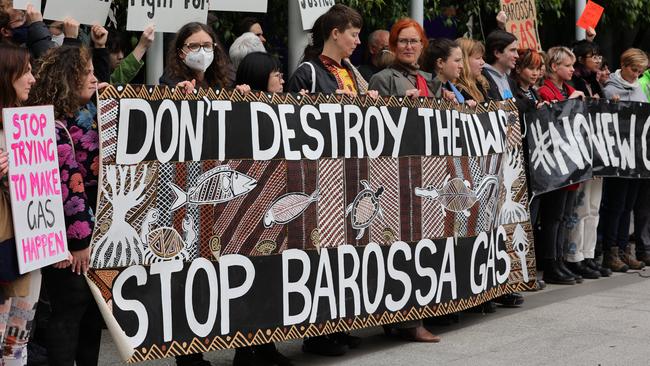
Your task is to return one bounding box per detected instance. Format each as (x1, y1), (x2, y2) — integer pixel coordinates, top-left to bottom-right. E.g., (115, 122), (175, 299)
(500, 0), (542, 51)
(88, 85), (536, 362)
(525, 99), (650, 196)
(2, 106), (68, 274)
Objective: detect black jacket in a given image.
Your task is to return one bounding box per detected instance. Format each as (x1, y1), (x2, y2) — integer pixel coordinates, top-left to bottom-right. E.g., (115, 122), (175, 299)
(287, 57), (362, 94)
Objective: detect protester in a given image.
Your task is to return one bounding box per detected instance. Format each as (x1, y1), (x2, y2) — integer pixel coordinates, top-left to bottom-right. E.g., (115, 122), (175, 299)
(596, 60), (611, 87)
(0, 43), (41, 366)
(639, 59), (650, 100)
(368, 18), (442, 344)
(421, 38), (464, 104)
(563, 40), (610, 279)
(482, 30), (518, 100)
(229, 32), (266, 70)
(369, 19), (441, 100)
(598, 48), (649, 272)
(537, 46), (586, 285)
(0, 3), (53, 58)
(47, 20), (65, 46)
(287, 4), (372, 98)
(287, 4), (372, 356)
(232, 51), (291, 366)
(160, 22), (233, 90)
(358, 29), (390, 81)
(237, 16), (266, 44)
(109, 25), (155, 84)
(455, 37), (490, 103)
(28, 45), (103, 366)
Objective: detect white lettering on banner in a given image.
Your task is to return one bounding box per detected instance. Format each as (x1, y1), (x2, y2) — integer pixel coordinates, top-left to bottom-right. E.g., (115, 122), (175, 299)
(127, 0), (208, 32)
(642, 115), (650, 169)
(297, 0), (335, 30)
(44, 0), (110, 25)
(112, 229), (509, 348)
(209, 0), (268, 12)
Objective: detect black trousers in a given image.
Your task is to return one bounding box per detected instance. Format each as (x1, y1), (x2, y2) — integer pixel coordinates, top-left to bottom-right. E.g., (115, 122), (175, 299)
(634, 181), (650, 255)
(42, 266), (102, 366)
(538, 189), (577, 260)
(598, 177), (640, 251)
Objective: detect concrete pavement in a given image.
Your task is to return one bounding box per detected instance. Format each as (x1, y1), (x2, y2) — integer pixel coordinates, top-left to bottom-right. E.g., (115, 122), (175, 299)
(99, 270), (650, 366)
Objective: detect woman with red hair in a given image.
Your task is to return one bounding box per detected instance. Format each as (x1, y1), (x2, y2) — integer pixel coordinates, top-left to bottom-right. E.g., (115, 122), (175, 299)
(368, 18), (442, 99)
(369, 18), (441, 343)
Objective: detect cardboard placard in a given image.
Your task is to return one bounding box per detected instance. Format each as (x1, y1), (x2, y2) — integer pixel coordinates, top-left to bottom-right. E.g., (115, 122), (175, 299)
(11, 0), (42, 11)
(127, 0), (209, 33)
(43, 0), (111, 25)
(298, 0), (334, 30)
(209, 0), (268, 13)
(500, 0), (542, 51)
(576, 0), (604, 30)
(2, 106), (68, 274)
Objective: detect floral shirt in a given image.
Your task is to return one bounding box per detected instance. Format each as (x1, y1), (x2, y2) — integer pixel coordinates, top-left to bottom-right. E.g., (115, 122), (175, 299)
(55, 103), (100, 251)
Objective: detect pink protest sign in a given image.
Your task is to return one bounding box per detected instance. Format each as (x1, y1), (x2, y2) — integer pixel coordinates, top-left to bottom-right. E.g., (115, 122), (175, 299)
(2, 106), (68, 273)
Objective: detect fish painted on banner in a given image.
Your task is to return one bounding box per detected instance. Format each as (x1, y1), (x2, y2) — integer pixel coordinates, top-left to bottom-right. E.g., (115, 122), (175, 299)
(415, 175), (498, 217)
(264, 190), (320, 228)
(169, 165), (257, 211)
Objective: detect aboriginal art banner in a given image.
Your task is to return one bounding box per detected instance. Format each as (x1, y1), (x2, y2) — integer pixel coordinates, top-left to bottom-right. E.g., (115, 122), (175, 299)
(89, 85), (536, 362)
(525, 99), (650, 196)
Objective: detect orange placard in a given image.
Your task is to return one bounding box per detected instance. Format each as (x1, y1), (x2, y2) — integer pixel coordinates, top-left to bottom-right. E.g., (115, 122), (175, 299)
(577, 0), (604, 30)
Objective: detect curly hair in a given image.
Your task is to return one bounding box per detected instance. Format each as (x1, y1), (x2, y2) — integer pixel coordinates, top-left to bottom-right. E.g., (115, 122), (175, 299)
(29, 46), (92, 119)
(164, 22), (232, 89)
(0, 43), (30, 111)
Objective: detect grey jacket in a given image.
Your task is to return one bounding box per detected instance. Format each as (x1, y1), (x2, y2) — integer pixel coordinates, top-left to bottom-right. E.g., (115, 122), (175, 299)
(368, 65), (442, 98)
(603, 70), (648, 103)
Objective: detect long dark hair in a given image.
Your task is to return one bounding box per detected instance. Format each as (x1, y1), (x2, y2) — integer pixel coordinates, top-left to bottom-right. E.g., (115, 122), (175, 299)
(165, 22), (231, 88)
(302, 4), (362, 62)
(235, 52), (281, 92)
(0, 43), (30, 112)
(421, 38), (459, 74)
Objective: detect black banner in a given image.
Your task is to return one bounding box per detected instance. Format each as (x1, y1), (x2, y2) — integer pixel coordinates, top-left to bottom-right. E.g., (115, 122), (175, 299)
(525, 99), (650, 195)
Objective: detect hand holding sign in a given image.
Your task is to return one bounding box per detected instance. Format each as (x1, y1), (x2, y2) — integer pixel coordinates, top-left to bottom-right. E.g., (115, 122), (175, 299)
(11, 0), (41, 11)
(0, 149), (8, 180)
(25, 4), (43, 24)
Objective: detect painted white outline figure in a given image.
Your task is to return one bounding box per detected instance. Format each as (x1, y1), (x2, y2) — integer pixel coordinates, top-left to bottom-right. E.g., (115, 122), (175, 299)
(345, 180), (384, 240)
(512, 224), (529, 282)
(415, 174), (498, 217)
(499, 147), (529, 225)
(264, 189), (320, 228)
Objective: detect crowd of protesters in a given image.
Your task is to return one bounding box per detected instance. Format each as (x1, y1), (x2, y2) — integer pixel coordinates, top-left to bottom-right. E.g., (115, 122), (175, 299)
(0, 1), (649, 366)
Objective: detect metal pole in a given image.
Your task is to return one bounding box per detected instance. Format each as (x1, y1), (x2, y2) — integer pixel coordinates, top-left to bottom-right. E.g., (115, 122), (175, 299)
(410, 0), (424, 26)
(146, 32), (164, 85)
(575, 0), (586, 40)
(288, 0), (309, 74)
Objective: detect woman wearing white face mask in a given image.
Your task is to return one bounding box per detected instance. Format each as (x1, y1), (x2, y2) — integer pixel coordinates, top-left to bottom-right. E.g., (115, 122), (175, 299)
(160, 22), (234, 92)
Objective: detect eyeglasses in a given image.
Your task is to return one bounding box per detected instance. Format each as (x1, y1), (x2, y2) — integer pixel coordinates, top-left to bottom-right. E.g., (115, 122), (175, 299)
(271, 72), (284, 80)
(397, 38), (422, 47)
(590, 55), (603, 62)
(184, 42), (217, 53)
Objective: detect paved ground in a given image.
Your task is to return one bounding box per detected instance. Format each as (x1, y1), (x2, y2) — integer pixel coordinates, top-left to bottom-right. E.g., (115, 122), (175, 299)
(99, 269), (650, 366)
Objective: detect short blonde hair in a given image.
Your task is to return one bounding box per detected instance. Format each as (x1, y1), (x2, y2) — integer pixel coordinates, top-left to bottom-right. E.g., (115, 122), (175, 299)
(620, 48), (649, 68)
(547, 46), (575, 68)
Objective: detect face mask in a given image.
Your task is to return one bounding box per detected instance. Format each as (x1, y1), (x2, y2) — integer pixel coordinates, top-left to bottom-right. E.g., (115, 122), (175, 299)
(51, 33), (64, 47)
(11, 24), (29, 45)
(183, 49), (214, 73)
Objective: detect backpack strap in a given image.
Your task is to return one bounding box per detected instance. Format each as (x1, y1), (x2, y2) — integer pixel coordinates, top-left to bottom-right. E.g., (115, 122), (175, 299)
(298, 61), (317, 94)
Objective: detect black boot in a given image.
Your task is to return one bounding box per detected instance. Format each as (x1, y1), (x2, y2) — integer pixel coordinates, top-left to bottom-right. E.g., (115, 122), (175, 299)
(583, 258), (612, 277)
(302, 335), (347, 357)
(233, 347), (272, 366)
(543, 259), (576, 285)
(557, 259), (583, 283)
(566, 261), (601, 279)
(493, 292), (524, 307)
(255, 343), (293, 366)
(329, 332), (361, 349)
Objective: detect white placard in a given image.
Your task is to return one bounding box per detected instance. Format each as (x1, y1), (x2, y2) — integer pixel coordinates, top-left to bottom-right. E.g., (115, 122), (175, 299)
(2, 106), (68, 274)
(127, 0), (209, 33)
(298, 0), (334, 30)
(209, 0), (268, 12)
(44, 0), (110, 25)
(11, 0), (42, 11)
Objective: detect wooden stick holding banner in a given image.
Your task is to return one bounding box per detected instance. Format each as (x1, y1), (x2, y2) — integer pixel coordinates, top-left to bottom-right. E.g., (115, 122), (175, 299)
(2, 105), (68, 274)
(499, 0), (542, 51)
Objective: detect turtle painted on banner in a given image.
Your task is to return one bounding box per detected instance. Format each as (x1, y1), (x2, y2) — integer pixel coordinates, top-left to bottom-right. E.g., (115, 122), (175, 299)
(345, 180), (384, 240)
(415, 175), (499, 217)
